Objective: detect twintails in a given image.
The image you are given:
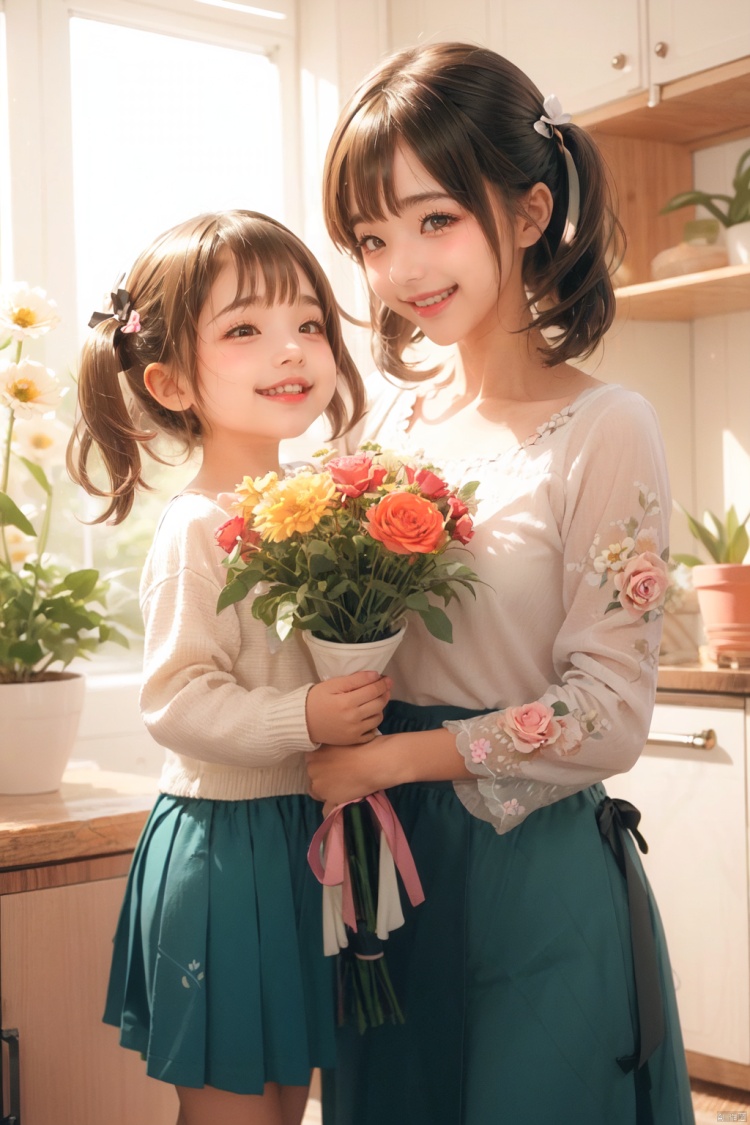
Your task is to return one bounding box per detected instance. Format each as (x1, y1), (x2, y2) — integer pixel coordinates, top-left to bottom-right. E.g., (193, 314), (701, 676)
(67, 210), (365, 524)
(323, 42), (623, 378)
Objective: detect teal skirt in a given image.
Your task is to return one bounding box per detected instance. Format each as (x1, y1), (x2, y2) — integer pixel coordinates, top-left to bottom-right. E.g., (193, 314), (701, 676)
(323, 702), (695, 1125)
(103, 791), (335, 1094)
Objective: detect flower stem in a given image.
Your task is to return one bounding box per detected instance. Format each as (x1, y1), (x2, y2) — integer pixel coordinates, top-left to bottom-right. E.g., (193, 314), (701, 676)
(0, 407), (15, 568)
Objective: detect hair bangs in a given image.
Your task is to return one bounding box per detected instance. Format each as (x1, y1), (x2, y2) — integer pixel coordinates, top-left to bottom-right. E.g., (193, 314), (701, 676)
(219, 222), (302, 309)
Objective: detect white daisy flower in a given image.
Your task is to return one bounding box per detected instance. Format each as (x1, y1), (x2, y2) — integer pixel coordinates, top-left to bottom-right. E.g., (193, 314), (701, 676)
(0, 283), (60, 341)
(12, 416), (69, 466)
(592, 537), (635, 573)
(0, 360), (63, 417)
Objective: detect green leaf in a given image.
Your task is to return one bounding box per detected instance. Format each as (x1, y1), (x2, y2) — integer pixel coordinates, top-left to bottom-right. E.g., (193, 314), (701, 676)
(0, 492), (36, 536)
(8, 639), (44, 665)
(418, 605), (453, 643)
(727, 524), (750, 564)
(58, 568), (99, 600)
(404, 591), (430, 611)
(217, 578), (251, 612)
(551, 701), (570, 716)
(17, 456), (52, 495)
(671, 553), (704, 568)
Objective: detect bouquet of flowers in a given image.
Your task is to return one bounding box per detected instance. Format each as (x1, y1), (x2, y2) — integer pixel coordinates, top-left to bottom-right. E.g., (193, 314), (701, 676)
(216, 443), (480, 1030)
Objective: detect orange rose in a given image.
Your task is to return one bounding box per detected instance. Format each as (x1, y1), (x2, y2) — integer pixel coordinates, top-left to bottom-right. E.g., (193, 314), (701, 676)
(366, 491), (447, 555)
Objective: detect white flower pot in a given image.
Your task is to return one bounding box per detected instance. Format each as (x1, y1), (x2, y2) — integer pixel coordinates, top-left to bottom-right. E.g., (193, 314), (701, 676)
(302, 625), (407, 681)
(0, 673), (85, 794)
(726, 220), (750, 266)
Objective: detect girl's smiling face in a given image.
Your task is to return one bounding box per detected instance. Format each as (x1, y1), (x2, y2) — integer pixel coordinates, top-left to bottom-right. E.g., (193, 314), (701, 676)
(193, 259), (338, 447)
(350, 146), (519, 350)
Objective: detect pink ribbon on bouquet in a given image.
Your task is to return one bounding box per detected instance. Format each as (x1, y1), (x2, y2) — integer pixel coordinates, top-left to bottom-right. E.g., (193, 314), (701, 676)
(307, 790), (425, 932)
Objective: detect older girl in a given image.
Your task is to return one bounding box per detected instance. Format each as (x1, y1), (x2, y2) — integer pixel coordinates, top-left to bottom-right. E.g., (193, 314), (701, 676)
(308, 43), (694, 1125)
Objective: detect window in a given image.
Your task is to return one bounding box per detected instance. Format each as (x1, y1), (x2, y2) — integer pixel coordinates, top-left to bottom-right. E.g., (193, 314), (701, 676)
(0, 0), (297, 672)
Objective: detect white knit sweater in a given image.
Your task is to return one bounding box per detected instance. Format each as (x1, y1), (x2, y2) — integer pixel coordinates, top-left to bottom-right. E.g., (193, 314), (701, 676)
(139, 492), (318, 801)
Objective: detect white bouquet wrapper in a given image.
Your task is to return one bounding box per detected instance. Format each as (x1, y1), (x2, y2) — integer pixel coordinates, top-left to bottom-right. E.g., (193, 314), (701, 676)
(304, 625), (408, 956)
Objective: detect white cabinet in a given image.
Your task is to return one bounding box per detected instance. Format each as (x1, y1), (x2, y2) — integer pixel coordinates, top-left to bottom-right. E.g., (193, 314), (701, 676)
(493, 0), (647, 114)
(388, 0), (750, 116)
(611, 695), (750, 1068)
(648, 0), (750, 86)
(0, 864), (178, 1124)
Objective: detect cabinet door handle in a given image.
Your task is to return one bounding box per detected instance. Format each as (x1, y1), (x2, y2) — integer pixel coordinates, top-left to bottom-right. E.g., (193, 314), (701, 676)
(653, 41), (669, 58)
(1, 1027), (21, 1125)
(646, 729), (716, 750)
(611, 53), (627, 70)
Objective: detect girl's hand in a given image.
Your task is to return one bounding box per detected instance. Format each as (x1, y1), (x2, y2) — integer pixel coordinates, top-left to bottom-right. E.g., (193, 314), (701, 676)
(306, 671), (392, 746)
(307, 734), (408, 806)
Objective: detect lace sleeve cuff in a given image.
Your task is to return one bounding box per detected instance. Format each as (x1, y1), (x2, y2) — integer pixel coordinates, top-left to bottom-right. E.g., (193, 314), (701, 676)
(446, 719), (588, 835)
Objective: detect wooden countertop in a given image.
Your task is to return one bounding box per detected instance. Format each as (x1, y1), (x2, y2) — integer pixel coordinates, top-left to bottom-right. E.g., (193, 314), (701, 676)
(657, 662), (750, 695)
(0, 764), (158, 871)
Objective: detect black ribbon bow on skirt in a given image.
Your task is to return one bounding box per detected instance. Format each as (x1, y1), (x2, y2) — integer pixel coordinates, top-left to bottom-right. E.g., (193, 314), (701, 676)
(596, 795), (665, 1072)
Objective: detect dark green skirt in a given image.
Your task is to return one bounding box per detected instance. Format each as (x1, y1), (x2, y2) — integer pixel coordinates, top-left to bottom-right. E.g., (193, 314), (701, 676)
(323, 702), (694, 1125)
(103, 791), (335, 1094)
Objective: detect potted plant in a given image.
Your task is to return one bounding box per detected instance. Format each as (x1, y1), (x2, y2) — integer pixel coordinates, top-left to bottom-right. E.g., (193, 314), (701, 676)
(673, 504), (750, 665)
(661, 147), (750, 266)
(0, 283), (128, 793)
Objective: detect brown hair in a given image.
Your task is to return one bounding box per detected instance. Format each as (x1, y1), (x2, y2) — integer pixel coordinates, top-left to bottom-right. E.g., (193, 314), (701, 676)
(68, 210), (365, 523)
(323, 42), (623, 380)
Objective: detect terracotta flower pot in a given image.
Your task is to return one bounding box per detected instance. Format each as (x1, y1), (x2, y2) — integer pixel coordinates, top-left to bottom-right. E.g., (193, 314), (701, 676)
(0, 672), (85, 794)
(691, 564), (750, 664)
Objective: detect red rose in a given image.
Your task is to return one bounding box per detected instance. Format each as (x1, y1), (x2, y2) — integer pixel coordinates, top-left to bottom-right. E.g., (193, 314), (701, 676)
(328, 453), (386, 498)
(366, 491), (447, 555)
(451, 514), (474, 544)
(215, 516), (261, 560)
(215, 516), (246, 554)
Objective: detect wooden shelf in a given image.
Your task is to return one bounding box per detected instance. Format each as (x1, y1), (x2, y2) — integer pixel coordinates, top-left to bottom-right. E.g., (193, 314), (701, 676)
(579, 56), (750, 148)
(614, 264), (750, 321)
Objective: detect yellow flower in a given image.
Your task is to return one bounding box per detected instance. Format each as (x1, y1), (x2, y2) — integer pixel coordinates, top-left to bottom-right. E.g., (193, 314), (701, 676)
(253, 472), (337, 542)
(231, 471), (279, 517)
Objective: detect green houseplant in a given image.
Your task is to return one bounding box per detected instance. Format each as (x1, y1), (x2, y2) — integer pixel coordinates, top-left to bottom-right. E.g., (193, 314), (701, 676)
(661, 147), (750, 266)
(0, 282), (127, 792)
(674, 504), (750, 666)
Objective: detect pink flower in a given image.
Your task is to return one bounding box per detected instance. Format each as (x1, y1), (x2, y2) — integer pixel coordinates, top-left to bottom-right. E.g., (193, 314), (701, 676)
(469, 738), (491, 763)
(447, 494), (469, 520)
(414, 468), (450, 499)
(327, 453), (386, 498)
(613, 551), (669, 618)
(499, 701), (561, 753)
(501, 799), (525, 817)
(451, 514), (474, 544)
(541, 714), (583, 757)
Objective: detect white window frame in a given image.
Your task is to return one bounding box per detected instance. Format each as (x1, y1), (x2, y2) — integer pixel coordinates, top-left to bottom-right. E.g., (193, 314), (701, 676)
(2, 0), (299, 375)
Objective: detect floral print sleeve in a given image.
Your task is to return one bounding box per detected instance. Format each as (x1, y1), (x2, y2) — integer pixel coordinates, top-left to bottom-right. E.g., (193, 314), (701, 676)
(446, 393), (671, 834)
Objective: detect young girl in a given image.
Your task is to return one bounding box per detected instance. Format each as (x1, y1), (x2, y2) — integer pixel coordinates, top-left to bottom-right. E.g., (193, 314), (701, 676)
(308, 43), (695, 1124)
(68, 210), (391, 1125)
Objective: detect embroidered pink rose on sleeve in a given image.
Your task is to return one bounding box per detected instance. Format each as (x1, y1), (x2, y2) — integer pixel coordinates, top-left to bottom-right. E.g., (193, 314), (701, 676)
(613, 551), (669, 618)
(499, 702), (561, 753)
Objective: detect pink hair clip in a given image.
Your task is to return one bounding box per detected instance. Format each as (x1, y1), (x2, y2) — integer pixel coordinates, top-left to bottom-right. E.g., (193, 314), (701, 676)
(120, 309), (141, 334)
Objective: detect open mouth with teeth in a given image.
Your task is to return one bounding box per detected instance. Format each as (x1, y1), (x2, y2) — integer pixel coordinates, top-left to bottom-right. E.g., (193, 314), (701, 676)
(257, 382), (310, 399)
(410, 285), (458, 314)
